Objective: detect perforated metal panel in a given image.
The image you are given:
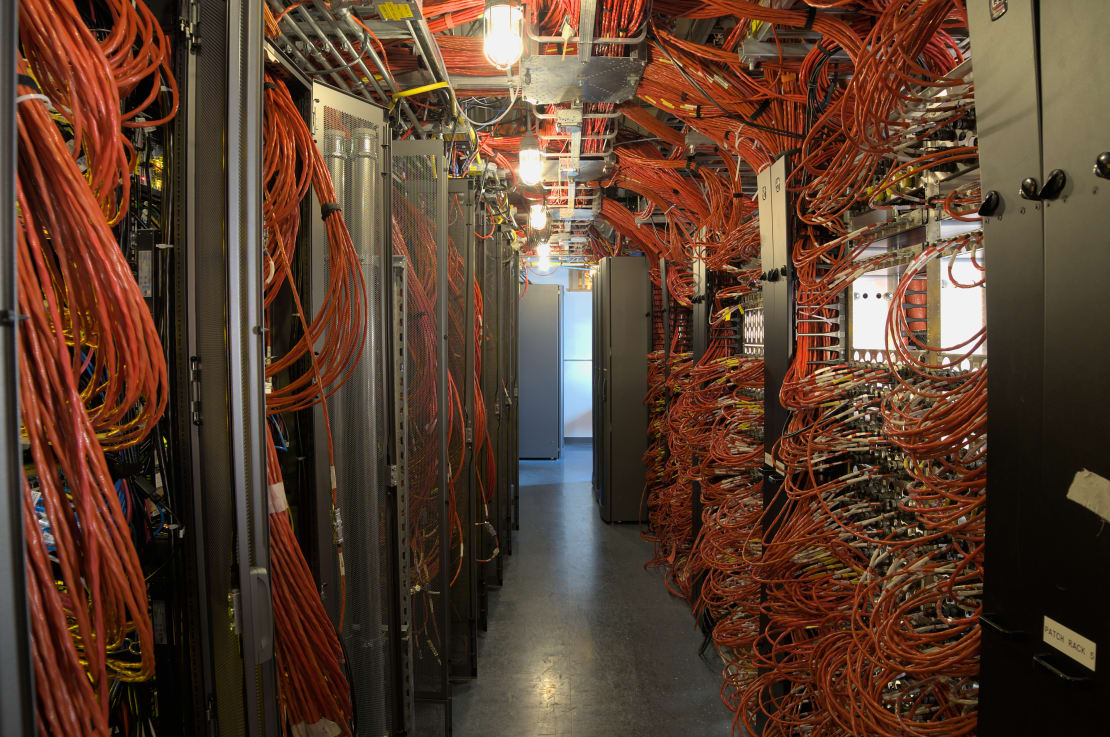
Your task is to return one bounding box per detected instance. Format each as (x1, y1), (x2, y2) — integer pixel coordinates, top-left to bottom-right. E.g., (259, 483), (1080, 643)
(187, 1), (279, 734)
(309, 83), (392, 735)
(475, 216), (502, 624)
(391, 140), (450, 727)
(446, 179), (478, 679)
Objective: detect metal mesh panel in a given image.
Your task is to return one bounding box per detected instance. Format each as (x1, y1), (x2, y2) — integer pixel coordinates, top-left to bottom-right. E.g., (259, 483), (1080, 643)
(493, 235), (511, 582)
(446, 181), (476, 678)
(391, 144), (449, 704)
(502, 241), (519, 559)
(316, 95), (392, 735)
(476, 219), (502, 624)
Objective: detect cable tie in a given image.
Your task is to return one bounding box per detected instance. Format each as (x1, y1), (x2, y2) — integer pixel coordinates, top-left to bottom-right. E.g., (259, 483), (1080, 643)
(263, 81), (278, 90)
(750, 99), (771, 122)
(803, 6), (817, 31)
(320, 202), (342, 219)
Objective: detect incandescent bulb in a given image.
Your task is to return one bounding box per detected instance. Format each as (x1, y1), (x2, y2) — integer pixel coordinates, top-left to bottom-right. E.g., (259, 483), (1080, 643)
(518, 133), (543, 186)
(530, 203), (547, 230)
(483, 4), (524, 69)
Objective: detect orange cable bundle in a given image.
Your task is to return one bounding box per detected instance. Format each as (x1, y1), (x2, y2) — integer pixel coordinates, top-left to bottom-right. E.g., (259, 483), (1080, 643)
(262, 75), (362, 736)
(15, 65), (167, 737)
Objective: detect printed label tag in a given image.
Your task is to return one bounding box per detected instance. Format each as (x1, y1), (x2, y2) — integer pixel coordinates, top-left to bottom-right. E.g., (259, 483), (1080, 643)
(1043, 616), (1097, 671)
(990, 0), (1008, 21)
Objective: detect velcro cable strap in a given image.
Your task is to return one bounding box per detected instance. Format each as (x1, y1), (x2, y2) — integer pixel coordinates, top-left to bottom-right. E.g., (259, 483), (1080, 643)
(320, 202), (342, 219)
(803, 6), (817, 31)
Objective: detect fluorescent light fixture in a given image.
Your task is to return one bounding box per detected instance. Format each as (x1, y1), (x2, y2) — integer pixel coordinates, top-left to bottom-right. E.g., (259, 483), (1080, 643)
(483, 3), (524, 69)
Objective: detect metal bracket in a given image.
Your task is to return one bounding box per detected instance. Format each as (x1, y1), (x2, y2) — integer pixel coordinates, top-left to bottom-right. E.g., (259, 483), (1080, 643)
(521, 56), (647, 104)
(248, 567), (274, 663)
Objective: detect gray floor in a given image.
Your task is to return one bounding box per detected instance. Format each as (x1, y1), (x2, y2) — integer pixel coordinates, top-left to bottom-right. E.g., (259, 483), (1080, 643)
(451, 439), (734, 737)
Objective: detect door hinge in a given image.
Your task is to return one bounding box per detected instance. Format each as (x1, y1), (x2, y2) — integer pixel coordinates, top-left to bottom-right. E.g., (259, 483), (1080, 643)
(189, 356), (203, 425)
(227, 588), (241, 634)
(181, 0), (201, 52)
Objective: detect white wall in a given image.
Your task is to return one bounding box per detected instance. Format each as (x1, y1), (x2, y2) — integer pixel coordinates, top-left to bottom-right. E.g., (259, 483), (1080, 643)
(524, 266), (593, 438)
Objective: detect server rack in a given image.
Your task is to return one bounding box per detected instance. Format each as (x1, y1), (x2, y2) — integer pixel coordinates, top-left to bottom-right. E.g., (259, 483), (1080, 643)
(184, 1), (280, 732)
(476, 220), (500, 617)
(971, 1), (1109, 732)
(687, 253), (709, 548)
(306, 83), (403, 734)
(593, 256), (651, 523)
(489, 229), (517, 585)
(447, 178), (479, 680)
(518, 283), (563, 459)
(0, 9), (34, 735)
(507, 248), (521, 542)
(392, 139), (452, 734)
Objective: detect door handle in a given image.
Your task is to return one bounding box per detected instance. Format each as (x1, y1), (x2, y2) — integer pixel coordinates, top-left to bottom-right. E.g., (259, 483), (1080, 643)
(980, 613), (1025, 640)
(1032, 653), (1094, 684)
(977, 190), (1001, 217)
(1020, 169), (1067, 201)
(1094, 151), (1110, 179)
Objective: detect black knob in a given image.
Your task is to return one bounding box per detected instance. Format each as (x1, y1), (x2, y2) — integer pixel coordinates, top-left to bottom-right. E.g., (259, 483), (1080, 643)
(1019, 177), (1041, 200)
(1095, 152), (1110, 179)
(978, 190), (1001, 217)
(1038, 169), (1067, 200)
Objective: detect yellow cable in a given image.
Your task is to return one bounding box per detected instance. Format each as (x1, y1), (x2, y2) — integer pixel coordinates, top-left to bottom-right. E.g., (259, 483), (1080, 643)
(390, 81), (450, 111)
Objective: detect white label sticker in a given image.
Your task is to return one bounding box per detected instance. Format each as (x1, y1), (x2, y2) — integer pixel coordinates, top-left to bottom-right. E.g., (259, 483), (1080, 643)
(1043, 616), (1097, 671)
(268, 481), (288, 514)
(1066, 469), (1110, 523)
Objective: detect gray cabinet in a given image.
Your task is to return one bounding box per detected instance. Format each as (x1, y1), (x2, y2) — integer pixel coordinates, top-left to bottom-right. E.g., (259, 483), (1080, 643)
(593, 257), (650, 523)
(518, 284), (563, 459)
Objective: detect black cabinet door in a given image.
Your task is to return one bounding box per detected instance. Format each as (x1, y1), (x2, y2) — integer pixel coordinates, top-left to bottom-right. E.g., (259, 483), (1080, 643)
(968, 1), (1046, 733)
(1034, 1), (1110, 731)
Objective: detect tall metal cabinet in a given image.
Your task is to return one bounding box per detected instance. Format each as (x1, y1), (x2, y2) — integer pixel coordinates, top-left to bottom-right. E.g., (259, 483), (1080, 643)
(593, 256), (650, 523)
(447, 178), (479, 681)
(971, 2), (1109, 732)
(392, 139), (452, 734)
(308, 83), (401, 735)
(518, 284), (563, 459)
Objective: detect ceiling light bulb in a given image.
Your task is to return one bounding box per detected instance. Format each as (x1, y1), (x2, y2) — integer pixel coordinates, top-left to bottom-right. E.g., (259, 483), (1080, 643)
(530, 203), (547, 230)
(518, 133), (543, 186)
(483, 4), (524, 69)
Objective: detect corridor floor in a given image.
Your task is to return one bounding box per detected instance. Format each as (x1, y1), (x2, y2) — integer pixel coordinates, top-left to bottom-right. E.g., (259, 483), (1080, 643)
(450, 439), (734, 737)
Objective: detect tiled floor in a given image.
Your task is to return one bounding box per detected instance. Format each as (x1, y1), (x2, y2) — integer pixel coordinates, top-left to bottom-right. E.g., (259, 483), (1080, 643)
(450, 439), (734, 737)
